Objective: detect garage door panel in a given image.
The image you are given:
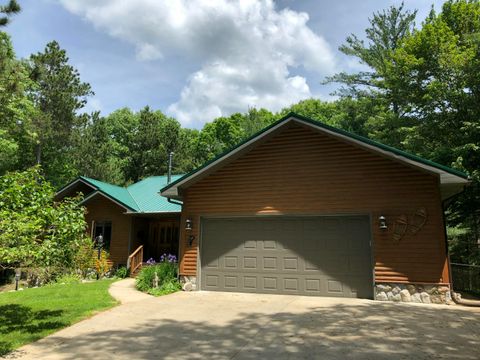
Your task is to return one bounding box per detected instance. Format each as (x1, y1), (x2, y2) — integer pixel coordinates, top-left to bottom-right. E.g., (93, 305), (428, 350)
(262, 256), (277, 270)
(201, 216), (373, 298)
(243, 256), (258, 269)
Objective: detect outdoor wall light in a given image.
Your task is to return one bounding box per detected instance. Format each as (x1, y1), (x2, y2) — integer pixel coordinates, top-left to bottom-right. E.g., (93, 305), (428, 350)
(379, 215), (387, 230)
(185, 218), (193, 231)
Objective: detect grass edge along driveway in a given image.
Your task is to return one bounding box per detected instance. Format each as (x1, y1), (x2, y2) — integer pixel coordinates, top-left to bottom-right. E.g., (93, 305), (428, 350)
(0, 279), (118, 356)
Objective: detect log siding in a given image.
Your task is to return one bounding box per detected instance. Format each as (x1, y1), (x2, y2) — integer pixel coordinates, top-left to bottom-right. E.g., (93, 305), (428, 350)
(179, 122), (449, 284)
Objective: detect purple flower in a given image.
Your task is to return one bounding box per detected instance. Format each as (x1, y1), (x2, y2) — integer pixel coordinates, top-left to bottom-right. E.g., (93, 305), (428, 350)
(159, 253), (177, 263)
(146, 258), (156, 265)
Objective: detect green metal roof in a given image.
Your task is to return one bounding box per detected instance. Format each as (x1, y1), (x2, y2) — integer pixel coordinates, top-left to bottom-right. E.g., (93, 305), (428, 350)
(80, 176), (139, 211)
(161, 112), (469, 197)
(126, 175), (183, 213)
(78, 175), (183, 213)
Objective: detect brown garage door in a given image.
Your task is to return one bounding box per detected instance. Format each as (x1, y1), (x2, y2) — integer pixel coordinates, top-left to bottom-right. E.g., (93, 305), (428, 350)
(200, 216), (373, 298)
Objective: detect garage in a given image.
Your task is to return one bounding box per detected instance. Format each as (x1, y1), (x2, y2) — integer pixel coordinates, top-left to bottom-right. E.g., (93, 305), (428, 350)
(161, 114), (470, 303)
(200, 216), (373, 298)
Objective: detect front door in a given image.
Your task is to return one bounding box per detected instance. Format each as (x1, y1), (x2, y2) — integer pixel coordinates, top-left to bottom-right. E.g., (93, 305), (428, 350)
(146, 219), (180, 261)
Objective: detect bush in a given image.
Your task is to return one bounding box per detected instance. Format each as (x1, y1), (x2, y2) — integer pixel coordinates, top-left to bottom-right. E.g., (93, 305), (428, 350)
(0, 167), (89, 271)
(136, 255), (179, 295)
(74, 245), (111, 279)
(55, 273), (81, 284)
(115, 265), (129, 279)
(95, 249), (112, 278)
(148, 279), (182, 296)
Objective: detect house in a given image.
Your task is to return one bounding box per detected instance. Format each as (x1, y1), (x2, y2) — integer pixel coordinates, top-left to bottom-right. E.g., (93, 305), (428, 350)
(159, 113), (469, 303)
(55, 175), (183, 273)
(57, 113), (469, 303)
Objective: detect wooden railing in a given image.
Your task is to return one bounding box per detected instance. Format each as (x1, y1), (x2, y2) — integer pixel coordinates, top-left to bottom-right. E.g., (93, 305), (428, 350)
(127, 245), (143, 276)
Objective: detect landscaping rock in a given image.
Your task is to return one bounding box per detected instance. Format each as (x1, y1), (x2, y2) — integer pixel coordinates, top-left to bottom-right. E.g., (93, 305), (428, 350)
(420, 292), (431, 304)
(182, 281), (193, 292)
(392, 294), (402, 302)
(411, 293), (422, 303)
(376, 291), (388, 301)
(376, 284), (391, 292)
(375, 282), (450, 305)
(445, 291), (453, 305)
(392, 286), (401, 295)
(400, 289), (411, 302)
(407, 284), (416, 295)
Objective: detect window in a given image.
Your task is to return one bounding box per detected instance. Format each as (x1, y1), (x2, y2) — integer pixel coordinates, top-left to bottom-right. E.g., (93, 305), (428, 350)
(94, 221), (112, 250)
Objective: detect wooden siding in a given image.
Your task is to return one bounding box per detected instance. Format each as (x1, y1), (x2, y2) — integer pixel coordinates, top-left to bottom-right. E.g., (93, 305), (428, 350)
(85, 196), (131, 265)
(179, 122), (449, 284)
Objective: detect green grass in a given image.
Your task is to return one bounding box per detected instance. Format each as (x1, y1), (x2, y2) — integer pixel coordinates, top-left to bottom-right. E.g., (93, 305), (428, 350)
(0, 279), (118, 356)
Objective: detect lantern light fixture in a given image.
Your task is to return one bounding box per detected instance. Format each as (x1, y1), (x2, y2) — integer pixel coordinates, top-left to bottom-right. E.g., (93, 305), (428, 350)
(379, 215), (387, 230)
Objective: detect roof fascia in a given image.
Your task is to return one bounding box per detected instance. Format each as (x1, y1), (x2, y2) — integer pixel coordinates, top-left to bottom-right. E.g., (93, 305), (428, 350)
(55, 178), (97, 199)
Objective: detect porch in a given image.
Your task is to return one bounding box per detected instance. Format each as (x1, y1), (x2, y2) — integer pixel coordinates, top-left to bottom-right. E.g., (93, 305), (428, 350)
(126, 215), (180, 276)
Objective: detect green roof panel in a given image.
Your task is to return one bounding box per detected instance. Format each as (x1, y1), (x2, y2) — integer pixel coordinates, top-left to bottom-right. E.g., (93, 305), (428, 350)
(80, 176), (140, 211)
(126, 175), (183, 213)
(79, 175), (183, 213)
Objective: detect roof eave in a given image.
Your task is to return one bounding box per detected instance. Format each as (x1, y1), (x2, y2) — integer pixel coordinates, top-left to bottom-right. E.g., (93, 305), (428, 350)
(55, 177), (97, 200)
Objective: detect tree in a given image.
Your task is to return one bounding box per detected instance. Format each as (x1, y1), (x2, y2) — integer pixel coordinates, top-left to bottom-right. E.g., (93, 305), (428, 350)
(0, 167), (89, 272)
(388, 0), (480, 264)
(124, 107), (183, 183)
(235, 108), (276, 138)
(71, 112), (125, 184)
(0, 0), (20, 27)
(28, 41), (93, 186)
(0, 32), (36, 174)
(325, 2), (418, 143)
(195, 115), (245, 164)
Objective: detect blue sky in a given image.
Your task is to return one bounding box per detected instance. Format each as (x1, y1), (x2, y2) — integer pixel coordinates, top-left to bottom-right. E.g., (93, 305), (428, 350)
(8, 0), (443, 128)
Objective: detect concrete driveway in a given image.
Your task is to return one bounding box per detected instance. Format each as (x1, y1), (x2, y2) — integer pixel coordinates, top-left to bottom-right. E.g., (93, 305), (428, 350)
(7, 282), (480, 360)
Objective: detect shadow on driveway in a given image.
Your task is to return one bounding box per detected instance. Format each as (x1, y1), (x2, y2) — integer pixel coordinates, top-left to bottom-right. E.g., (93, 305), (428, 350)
(8, 293), (480, 360)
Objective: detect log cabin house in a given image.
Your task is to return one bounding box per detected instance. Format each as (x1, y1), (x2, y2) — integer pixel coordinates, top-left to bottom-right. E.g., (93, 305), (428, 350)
(57, 113), (470, 303)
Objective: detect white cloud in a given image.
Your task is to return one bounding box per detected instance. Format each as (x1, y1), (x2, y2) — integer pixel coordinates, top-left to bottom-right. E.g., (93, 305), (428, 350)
(60, 0), (336, 127)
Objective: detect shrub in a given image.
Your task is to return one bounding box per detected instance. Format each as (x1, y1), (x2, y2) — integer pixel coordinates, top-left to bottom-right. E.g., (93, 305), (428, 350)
(148, 279), (182, 296)
(55, 273), (81, 284)
(136, 254), (179, 295)
(0, 167), (89, 271)
(95, 249), (112, 278)
(74, 244), (96, 278)
(74, 244), (111, 279)
(115, 265), (129, 279)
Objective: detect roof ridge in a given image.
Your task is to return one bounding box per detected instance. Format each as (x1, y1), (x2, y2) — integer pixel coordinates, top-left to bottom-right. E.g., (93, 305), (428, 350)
(126, 187), (141, 212)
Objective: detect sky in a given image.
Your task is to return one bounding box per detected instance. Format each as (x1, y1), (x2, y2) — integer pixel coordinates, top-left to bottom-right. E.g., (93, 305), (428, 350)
(8, 0), (443, 129)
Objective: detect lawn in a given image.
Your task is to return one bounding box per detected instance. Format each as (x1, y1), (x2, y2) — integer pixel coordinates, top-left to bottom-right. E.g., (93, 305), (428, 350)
(0, 279), (118, 356)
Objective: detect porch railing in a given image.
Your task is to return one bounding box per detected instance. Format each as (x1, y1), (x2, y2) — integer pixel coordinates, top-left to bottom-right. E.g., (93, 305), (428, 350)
(127, 245), (143, 276)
